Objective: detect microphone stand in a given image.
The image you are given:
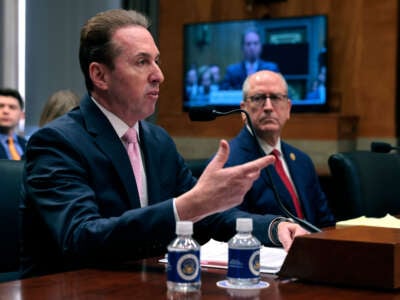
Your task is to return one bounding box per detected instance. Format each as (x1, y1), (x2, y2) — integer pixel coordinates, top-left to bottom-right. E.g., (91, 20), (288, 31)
(211, 108), (321, 233)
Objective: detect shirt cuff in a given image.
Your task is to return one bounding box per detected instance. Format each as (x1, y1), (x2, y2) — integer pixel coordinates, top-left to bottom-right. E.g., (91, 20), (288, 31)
(268, 217), (294, 246)
(172, 198), (180, 221)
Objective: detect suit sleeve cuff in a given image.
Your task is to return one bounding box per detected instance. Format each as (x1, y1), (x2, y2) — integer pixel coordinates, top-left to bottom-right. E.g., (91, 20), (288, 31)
(268, 217), (294, 246)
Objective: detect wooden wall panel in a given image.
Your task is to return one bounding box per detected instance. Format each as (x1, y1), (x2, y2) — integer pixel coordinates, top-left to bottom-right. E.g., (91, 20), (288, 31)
(157, 0), (398, 140)
(356, 0), (398, 136)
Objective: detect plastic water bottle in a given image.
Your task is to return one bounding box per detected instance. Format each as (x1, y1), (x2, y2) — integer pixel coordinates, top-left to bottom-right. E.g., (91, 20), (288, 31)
(227, 218), (261, 286)
(167, 221), (201, 293)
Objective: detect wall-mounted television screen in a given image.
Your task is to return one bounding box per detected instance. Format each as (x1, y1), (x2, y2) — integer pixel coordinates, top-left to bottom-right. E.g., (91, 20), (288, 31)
(183, 15), (328, 113)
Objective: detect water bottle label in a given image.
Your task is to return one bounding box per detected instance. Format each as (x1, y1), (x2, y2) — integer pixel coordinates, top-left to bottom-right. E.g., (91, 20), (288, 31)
(167, 250), (200, 283)
(227, 248), (260, 279)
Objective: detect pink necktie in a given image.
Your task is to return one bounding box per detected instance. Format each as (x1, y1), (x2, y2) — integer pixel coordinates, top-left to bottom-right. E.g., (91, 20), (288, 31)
(123, 128), (142, 198)
(271, 149), (304, 219)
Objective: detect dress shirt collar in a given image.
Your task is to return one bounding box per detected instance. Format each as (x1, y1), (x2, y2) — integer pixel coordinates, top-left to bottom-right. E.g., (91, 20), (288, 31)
(0, 132), (18, 143)
(90, 96), (139, 139)
(245, 124), (281, 155)
(245, 60), (259, 73)
(260, 138), (281, 156)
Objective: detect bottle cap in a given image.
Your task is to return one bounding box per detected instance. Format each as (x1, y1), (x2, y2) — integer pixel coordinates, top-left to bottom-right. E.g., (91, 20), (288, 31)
(236, 218), (253, 232)
(176, 221), (193, 235)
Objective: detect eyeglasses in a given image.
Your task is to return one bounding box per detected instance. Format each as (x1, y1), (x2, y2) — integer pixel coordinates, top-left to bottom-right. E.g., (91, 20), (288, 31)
(246, 93), (288, 107)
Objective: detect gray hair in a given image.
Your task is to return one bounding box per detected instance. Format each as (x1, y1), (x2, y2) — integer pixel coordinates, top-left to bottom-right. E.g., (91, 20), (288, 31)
(242, 71), (288, 100)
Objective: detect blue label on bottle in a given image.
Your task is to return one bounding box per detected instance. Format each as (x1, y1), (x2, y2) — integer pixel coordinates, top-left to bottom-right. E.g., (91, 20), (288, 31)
(167, 250), (200, 283)
(227, 248), (260, 279)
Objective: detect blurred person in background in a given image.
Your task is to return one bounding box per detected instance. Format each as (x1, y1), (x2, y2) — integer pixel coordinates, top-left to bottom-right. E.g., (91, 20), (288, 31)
(0, 88), (26, 160)
(39, 89), (81, 127)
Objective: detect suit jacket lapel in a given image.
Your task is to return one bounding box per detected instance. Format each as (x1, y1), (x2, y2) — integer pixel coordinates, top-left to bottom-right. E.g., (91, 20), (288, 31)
(238, 128), (299, 214)
(80, 95), (140, 208)
(240, 62), (248, 81)
(0, 143), (7, 159)
(17, 136), (27, 153)
(238, 128), (276, 190)
(138, 123), (161, 205)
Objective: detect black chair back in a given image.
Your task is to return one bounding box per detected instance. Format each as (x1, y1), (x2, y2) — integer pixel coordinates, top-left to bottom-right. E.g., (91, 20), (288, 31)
(328, 151), (400, 221)
(185, 158), (208, 179)
(0, 159), (24, 281)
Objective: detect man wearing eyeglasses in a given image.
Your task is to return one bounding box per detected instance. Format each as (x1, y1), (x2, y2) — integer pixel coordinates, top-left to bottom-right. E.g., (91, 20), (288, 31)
(224, 70), (335, 230)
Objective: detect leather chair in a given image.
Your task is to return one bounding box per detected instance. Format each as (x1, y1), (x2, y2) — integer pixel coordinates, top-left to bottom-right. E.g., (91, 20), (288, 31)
(0, 159), (24, 282)
(328, 151), (400, 221)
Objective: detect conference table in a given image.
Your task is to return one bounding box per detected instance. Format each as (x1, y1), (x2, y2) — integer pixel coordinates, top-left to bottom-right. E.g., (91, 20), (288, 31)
(0, 257), (399, 300)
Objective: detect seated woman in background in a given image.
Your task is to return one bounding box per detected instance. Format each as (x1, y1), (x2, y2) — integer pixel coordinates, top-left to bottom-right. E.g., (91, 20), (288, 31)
(39, 89), (80, 127)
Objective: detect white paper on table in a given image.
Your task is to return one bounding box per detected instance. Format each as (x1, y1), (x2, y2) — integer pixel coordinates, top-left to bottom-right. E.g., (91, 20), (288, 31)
(160, 239), (287, 274)
(200, 239), (286, 274)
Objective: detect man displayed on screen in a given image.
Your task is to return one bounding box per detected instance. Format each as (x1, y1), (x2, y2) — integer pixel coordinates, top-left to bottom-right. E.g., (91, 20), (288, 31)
(221, 27), (279, 90)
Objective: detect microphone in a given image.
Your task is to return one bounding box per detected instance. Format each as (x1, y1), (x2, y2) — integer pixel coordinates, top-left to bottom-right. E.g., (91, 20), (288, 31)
(189, 106), (321, 233)
(189, 106), (242, 121)
(371, 141), (400, 153)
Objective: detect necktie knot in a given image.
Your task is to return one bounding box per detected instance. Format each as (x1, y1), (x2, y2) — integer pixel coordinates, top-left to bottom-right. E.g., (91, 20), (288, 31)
(271, 149), (280, 158)
(123, 128), (138, 144)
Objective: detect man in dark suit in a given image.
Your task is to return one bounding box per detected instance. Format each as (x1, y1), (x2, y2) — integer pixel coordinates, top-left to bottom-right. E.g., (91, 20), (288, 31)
(221, 28), (279, 90)
(225, 70), (335, 228)
(20, 9), (307, 278)
(0, 88), (26, 160)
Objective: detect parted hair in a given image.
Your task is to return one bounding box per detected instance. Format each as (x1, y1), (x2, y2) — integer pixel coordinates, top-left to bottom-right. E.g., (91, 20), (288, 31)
(79, 9), (150, 91)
